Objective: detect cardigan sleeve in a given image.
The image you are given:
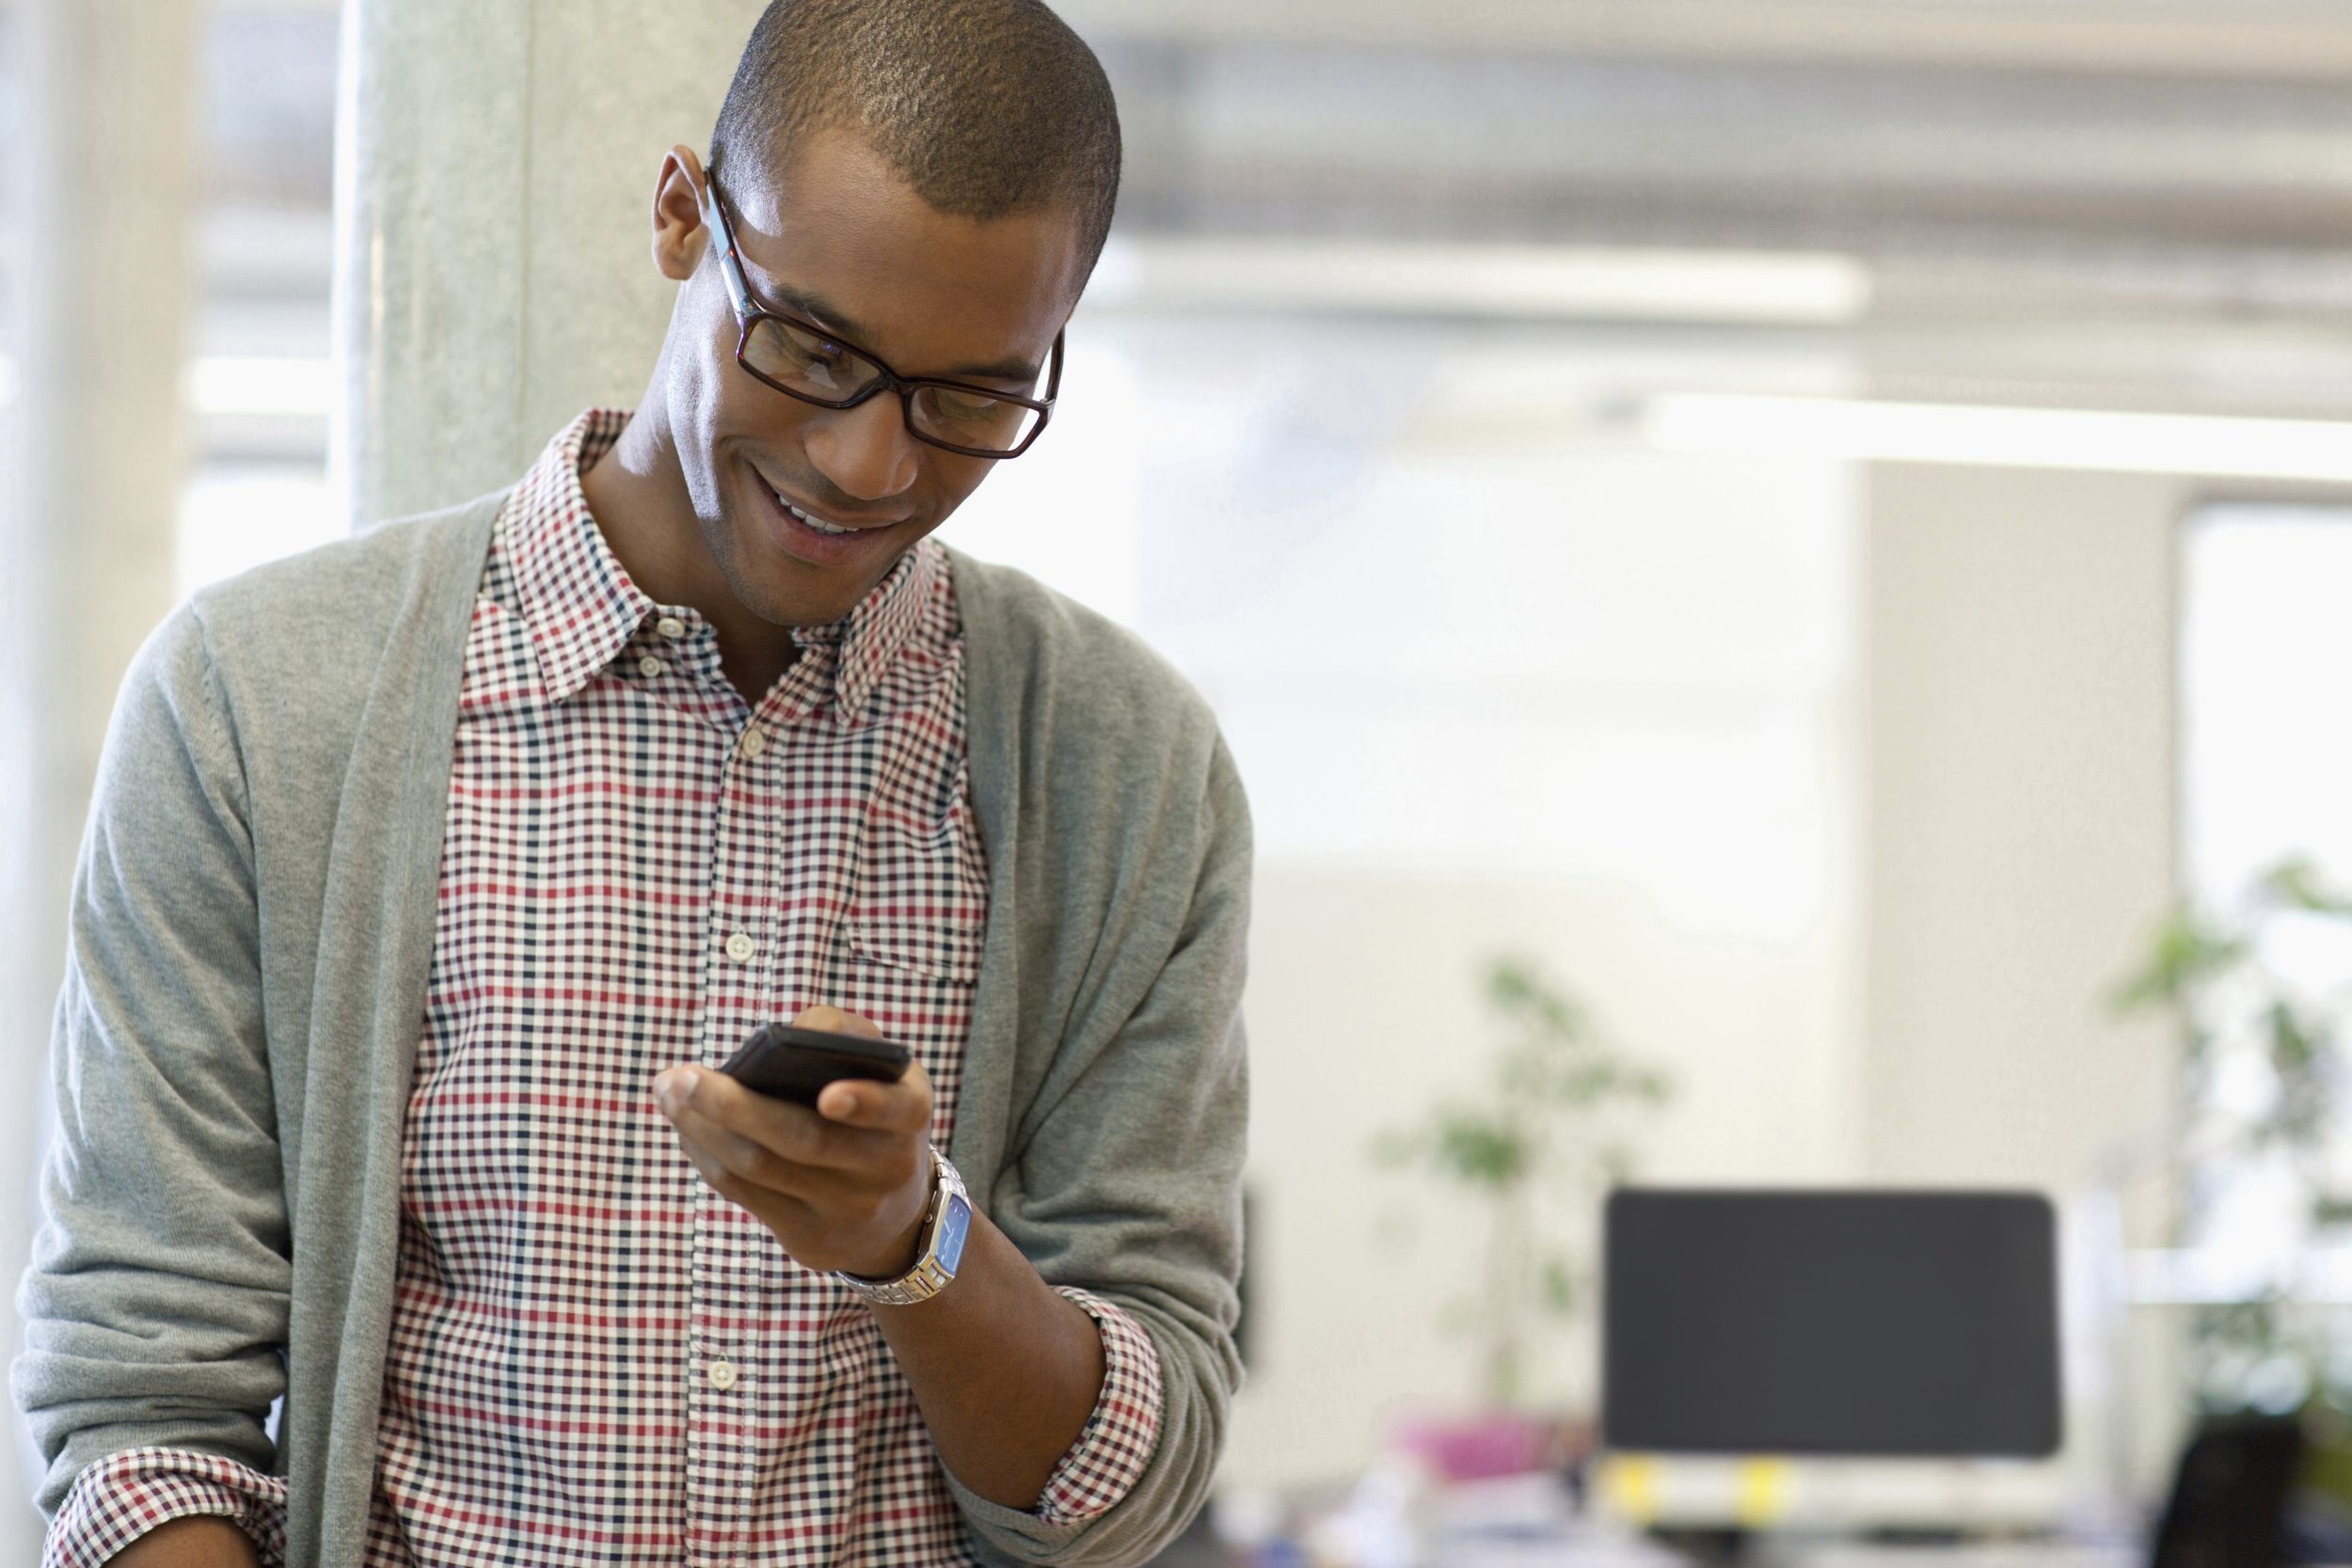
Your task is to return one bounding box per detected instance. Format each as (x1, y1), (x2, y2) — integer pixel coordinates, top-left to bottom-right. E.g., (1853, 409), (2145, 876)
(9, 604), (293, 1521)
(948, 732), (1252, 1568)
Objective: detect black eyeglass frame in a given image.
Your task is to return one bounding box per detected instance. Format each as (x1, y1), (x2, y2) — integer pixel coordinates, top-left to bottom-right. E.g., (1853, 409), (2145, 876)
(698, 166), (1063, 460)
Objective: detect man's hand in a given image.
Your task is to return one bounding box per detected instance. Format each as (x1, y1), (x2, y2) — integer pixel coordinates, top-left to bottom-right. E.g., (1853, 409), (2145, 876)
(660, 1006), (1110, 1510)
(654, 1006), (936, 1278)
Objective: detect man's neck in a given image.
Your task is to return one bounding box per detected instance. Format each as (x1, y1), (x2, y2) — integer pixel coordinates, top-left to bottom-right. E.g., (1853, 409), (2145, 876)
(579, 404), (800, 704)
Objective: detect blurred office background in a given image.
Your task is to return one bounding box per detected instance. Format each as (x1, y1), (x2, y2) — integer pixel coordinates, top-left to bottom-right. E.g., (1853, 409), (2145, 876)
(6, 0), (2352, 1561)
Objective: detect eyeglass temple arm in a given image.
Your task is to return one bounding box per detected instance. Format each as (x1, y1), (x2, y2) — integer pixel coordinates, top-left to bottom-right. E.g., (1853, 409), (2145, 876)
(1042, 329), (1066, 405)
(698, 175), (757, 322)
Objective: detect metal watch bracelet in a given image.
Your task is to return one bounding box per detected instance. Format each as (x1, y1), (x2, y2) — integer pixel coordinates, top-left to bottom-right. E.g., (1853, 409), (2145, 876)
(834, 1145), (968, 1307)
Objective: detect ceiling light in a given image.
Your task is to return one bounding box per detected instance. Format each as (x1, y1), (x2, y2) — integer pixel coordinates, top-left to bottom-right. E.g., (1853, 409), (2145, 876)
(1646, 393), (2352, 483)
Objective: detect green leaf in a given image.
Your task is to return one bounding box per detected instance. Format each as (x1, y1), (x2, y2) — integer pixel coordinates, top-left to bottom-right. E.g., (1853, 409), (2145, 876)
(1427, 1106), (1529, 1187)
(2268, 1001), (2320, 1069)
(2109, 908), (2248, 1015)
(2263, 857), (2352, 919)
(1485, 958), (1537, 1010)
(1540, 1255), (1579, 1317)
(1483, 955), (1590, 1045)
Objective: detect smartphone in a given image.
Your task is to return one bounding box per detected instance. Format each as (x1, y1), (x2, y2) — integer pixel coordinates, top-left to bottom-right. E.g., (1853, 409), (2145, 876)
(717, 1022), (912, 1107)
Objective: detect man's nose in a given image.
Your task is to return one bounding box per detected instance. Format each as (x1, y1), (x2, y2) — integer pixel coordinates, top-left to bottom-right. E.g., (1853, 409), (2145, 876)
(805, 392), (920, 502)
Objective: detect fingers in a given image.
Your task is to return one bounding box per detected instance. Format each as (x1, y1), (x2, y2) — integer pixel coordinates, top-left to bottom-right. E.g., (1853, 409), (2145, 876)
(661, 1089), (925, 1243)
(793, 1004), (882, 1039)
(816, 1058), (932, 1134)
(780, 1006), (928, 1132)
(659, 1091), (803, 1189)
(655, 1066), (927, 1183)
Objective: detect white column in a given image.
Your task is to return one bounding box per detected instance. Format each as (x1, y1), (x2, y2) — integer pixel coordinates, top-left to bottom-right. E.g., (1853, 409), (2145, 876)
(333, 0), (767, 526)
(1861, 462), (2179, 1190)
(1, 0), (200, 1540)
(1860, 459), (2185, 1498)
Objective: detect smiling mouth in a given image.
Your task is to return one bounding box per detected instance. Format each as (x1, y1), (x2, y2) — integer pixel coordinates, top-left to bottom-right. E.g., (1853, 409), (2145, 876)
(752, 468), (898, 537)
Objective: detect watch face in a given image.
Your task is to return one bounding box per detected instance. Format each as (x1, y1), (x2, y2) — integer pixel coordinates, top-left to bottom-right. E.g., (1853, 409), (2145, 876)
(935, 1192), (973, 1275)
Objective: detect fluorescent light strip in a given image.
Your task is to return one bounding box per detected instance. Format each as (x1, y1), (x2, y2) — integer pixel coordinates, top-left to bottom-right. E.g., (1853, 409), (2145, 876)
(1091, 239), (1870, 325)
(1646, 392), (2352, 483)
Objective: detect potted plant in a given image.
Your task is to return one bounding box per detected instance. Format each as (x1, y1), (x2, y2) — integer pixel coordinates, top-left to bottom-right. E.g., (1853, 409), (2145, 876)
(2112, 854), (2352, 1415)
(1373, 955), (1674, 1442)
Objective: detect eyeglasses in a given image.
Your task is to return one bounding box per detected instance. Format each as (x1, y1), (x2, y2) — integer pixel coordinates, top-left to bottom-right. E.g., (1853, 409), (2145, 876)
(698, 166), (1061, 460)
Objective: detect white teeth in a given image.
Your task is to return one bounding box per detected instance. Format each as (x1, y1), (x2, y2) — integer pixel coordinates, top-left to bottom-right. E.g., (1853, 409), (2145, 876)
(760, 475), (856, 535)
(786, 500), (851, 535)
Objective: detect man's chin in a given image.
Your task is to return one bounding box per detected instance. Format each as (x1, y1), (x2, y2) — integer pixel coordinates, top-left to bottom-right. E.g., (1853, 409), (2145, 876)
(722, 540), (898, 631)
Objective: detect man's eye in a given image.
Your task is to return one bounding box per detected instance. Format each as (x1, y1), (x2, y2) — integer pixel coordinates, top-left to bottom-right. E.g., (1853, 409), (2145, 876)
(774, 322), (850, 368)
(933, 390), (997, 420)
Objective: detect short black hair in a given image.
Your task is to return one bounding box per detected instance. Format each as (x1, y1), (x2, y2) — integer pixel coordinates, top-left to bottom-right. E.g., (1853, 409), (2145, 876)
(709, 0), (1122, 277)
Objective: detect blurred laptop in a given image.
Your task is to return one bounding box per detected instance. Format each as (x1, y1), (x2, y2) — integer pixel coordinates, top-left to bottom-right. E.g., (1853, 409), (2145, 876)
(1601, 1188), (2328, 1567)
(1602, 1187), (2061, 1458)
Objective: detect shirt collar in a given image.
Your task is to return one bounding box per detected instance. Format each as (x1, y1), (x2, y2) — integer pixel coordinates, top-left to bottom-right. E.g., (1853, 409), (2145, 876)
(505, 409), (651, 705)
(804, 544), (937, 726)
(504, 407), (941, 721)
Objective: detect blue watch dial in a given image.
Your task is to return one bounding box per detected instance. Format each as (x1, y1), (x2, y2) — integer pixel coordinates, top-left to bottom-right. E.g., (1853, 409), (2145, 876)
(934, 1192), (973, 1275)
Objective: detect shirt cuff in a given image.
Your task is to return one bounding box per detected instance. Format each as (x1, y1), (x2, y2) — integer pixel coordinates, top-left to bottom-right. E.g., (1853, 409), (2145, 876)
(45, 1445), (289, 1568)
(1033, 1288), (1165, 1526)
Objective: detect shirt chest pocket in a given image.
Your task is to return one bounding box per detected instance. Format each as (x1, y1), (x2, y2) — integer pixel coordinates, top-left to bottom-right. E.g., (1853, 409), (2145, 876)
(848, 909), (983, 985)
(843, 759), (988, 988)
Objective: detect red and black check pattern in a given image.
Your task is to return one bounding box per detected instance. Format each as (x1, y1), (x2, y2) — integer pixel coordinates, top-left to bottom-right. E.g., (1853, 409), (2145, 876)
(42, 1448), (288, 1568)
(47, 410), (1161, 1568)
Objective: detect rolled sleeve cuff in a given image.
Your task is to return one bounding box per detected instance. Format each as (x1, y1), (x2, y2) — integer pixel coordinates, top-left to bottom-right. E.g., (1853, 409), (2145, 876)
(1033, 1288), (1165, 1526)
(45, 1445), (288, 1568)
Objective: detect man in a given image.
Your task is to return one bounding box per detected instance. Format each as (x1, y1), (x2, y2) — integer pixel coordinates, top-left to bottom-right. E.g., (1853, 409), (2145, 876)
(11, 2), (1249, 1564)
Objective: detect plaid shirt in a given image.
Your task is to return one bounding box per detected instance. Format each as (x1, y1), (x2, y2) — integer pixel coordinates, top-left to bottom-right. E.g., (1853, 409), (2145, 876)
(47, 410), (1162, 1568)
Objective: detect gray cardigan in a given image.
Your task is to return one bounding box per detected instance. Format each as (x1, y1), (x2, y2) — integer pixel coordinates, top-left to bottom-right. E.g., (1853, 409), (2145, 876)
(11, 490), (1250, 1568)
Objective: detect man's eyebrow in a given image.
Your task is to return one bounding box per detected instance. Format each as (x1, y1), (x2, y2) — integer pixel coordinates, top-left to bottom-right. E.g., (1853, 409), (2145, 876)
(755, 275), (1044, 386)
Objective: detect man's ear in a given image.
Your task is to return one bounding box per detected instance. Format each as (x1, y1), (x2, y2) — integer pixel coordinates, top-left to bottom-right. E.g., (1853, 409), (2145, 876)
(653, 144), (709, 283)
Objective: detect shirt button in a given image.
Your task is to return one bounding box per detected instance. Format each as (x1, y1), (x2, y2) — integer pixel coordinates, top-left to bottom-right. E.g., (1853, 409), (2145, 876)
(707, 1357), (739, 1392)
(656, 615), (687, 640)
(724, 932), (756, 964)
(739, 728), (767, 760)
(638, 654), (665, 679)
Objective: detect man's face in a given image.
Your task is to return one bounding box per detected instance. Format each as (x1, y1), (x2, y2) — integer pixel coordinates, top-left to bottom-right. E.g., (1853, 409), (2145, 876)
(664, 130), (1086, 627)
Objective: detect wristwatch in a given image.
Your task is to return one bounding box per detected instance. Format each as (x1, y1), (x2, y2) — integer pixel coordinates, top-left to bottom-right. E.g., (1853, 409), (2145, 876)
(834, 1145), (971, 1307)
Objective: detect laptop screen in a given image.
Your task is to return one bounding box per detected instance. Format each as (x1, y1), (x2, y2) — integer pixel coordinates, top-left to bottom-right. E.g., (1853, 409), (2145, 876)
(1602, 1188), (2061, 1456)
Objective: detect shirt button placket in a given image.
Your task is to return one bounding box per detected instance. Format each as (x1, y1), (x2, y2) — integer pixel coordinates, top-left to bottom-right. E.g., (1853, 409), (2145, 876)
(704, 703), (776, 1568)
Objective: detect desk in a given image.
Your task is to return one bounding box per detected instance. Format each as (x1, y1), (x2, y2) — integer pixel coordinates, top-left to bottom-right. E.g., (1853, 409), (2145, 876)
(1756, 1546), (2136, 1568)
(1422, 1544), (2137, 1567)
